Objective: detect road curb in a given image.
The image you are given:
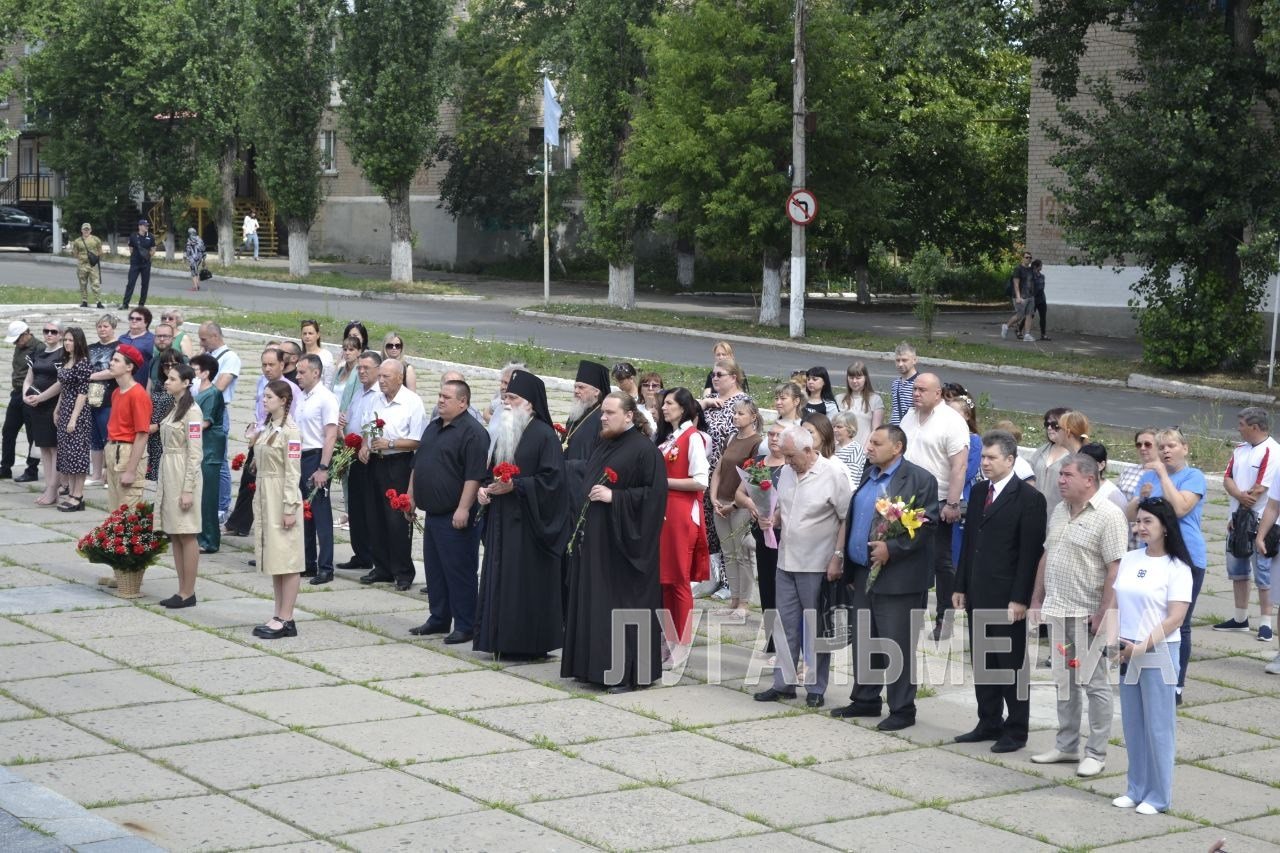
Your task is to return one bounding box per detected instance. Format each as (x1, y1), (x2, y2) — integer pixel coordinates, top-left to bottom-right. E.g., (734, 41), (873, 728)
(26, 254), (484, 303)
(518, 309), (1275, 405)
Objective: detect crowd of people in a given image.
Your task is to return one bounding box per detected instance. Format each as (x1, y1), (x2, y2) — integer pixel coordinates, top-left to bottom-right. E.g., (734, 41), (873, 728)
(3, 318), (1274, 820)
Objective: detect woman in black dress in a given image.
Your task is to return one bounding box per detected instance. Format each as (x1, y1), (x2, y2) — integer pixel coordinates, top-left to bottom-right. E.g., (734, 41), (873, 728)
(54, 327), (92, 511)
(22, 319), (64, 506)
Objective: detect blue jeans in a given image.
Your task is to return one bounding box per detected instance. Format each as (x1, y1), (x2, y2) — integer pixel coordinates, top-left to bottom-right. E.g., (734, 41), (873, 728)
(1120, 642), (1179, 811)
(244, 232), (259, 259)
(218, 408), (232, 514)
(90, 406), (111, 452)
(1177, 565), (1205, 689)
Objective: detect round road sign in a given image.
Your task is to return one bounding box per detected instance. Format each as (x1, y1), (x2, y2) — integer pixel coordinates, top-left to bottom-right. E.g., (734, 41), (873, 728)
(786, 189), (819, 227)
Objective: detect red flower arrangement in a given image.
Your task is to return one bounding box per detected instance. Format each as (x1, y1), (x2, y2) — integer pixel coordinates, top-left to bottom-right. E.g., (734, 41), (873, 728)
(302, 500), (313, 521)
(740, 458), (773, 491)
(385, 489), (423, 531)
(1057, 643), (1081, 669)
(567, 467), (619, 554)
(344, 433), (363, 450)
(553, 423), (567, 437)
(231, 452), (246, 471)
(77, 502), (169, 572)
(493, 461), (521, 483)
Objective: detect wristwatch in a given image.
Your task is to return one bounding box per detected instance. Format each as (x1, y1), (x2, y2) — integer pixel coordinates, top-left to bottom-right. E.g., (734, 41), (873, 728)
(318, 463), (330, 471)
(945, 501), (959, 509)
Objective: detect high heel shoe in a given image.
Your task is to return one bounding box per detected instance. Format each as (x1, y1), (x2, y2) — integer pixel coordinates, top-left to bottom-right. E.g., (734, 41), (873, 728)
(58, 496), (85, 512)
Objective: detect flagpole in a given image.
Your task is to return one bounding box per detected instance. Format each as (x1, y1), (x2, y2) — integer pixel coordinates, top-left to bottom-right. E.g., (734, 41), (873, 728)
(543, 141), (551, 306)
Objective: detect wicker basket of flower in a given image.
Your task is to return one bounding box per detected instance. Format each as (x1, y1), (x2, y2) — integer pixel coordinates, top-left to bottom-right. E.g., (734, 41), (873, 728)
(77, 502), (169, 598)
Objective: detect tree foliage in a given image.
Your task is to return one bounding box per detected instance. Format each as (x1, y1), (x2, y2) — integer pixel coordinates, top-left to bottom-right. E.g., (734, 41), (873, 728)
(1029, 0), (1280, 372)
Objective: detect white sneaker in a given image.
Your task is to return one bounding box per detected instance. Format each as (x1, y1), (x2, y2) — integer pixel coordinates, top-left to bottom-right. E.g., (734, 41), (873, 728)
(1031, 749), (1080, 764)
(1023, 333), (1036, 342)
(1112, 796), (1137, 809)
(1001, 323), (1009, 339)
(1135, 802), (1159, 815)
(1265, 653), (1280, 675)
(85, 477), (102, 486)
(1076, 756), (1106, 777)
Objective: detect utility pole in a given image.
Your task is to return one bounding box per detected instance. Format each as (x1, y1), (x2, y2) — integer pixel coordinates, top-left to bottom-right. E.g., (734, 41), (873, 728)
(789, 0), (806, 339)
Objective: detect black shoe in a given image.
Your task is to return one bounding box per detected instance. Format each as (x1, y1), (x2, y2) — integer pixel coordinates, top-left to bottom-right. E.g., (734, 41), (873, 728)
(309, 572), (334, 586)
(118, 303), (128, 311)
(990, 736), (1026, 754)
(954, 726), (1003, 744)
(420, 586), (430, 594)
(806, 694), (825, 708)
(159, 594), (197, 609)
(443, 630), (473, 645)
(252, 619), (297, 639)
(1040, 335), (1051, 341)
(80, 301), (89, 308)
(248, 559), (257, 567)
(409, 620), (450, 636)
(199, 547), (218, 554)
(96, 302), (105, 309)
(223, 527), (249, 537)
(607, 684), (640, 694)
(830, 702), (882, 719)
(877, 712), (916, 732)
(57, 496), (85, 512)
(301, 568), (317, 578)
(14, 470), (38, 483)
(395, 579), (413, 591)
(0, 469), (10, 479)
(335, 560), (370, 570)
(359, 572), (392, 585)
(753, 687), (797, 702)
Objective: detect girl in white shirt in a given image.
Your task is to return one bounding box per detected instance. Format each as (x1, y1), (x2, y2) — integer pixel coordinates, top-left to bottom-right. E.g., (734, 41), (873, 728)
(1110, 496), (1193, 816)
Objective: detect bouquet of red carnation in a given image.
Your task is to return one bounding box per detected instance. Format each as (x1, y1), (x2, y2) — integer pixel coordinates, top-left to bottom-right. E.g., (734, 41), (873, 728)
(385, 489), (423, 532)
(566, 467), (618, 554)
(77, 501), (169, 572)
(493, 461), (520, 483)
(302, 500), (314, 521)
(231, 452), (246, 471)
(304, 437), (360, 503)
(737, 459), (778, 548)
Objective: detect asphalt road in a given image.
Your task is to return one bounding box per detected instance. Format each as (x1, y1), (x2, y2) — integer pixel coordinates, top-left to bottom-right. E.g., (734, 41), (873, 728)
(0, 254), (1237, 434)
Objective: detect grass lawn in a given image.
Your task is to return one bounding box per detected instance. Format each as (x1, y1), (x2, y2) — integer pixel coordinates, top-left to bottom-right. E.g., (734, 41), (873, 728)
(140, 258), (467, 296)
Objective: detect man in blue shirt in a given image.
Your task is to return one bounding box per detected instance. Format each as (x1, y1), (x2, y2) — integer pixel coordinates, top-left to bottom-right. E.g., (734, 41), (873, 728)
(121, 219), (157, 310)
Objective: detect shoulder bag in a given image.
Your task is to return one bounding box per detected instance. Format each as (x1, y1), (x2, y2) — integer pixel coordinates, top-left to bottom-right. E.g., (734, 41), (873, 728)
(81, 236), (99, 267)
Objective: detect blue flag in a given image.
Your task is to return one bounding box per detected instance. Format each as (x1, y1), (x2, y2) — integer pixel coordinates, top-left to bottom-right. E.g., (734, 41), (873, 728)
(543, 77), (562, 148)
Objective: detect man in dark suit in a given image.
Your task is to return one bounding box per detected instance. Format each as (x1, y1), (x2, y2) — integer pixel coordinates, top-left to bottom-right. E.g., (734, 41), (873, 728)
(832, 425), (939, 731)
(952, 430), (1047, 753)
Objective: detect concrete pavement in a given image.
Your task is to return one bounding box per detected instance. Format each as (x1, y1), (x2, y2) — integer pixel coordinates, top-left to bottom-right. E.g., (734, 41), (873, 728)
(0, 314), (1278, 851)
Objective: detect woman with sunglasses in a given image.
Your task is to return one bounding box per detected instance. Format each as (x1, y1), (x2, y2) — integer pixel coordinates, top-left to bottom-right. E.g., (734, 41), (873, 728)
(22, 320), (64, 506)
(1125, 427), (1206, 702)
(700, 358), (750, 595)
(160, 308), (195, 358)
(841, 362), (883, 451)
(1110, 496), (1193, 815)
(381, 331), (416, 391)
(638, 371), (664, 428)
(1029, 407), (1070, 514)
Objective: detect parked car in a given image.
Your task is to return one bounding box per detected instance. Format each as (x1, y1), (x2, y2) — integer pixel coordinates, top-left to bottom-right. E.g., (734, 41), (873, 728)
(0, 206), (58, 252)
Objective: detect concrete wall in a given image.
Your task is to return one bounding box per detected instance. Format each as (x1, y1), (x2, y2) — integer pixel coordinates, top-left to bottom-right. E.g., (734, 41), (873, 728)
(309, 196), (461, 267)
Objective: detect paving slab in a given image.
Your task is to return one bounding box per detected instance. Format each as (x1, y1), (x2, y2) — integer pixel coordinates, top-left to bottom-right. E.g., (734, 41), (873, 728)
(944, 728), (1130, 781)
(1180, 676), (1259, 706)
(147, 654), (341, 696)
(467, 697), (671, 746)
(335, 809), (596, 852)
(288, 643), (476, 681)
(372, 669), (572, 711)
(222, 619), (392, 653)
(227, 684), (427, 728)
(93, 794), (309, 851)
(574, 730), (787, 784)
(677, 832), (834, 852)
(948, 785), (1197, 848)
(148, 732), (376, 790)
(70, 697), (284, 749)
(1225, 814), (1280, 845)
(13, 753), (208, 807)
(406, 747), (633, 804)
(676, 766), (913, 829)
(1173, 716), (1278, 760)
(0, 567), (62, 588)
(0, 642), (120, 682)
(0, 618), (53, 645)
(596, 682), (795, 727)
(158, 596), (320, 629)
(1093, 827), (1280, 852)
(239, 768), (480, 836)
(0, 695), (39, 721)
(521, 787), (767, 850)
(336, 610), (435, 638)
(0, 520), (74, 545)
(1193, 654), (1280, 696)
(19, 608), (189, 641)
(704, 714), (913, 765)
(313, 714), (530, 764)
(25, 815), (139, 847)
(796, 807), (1057, 851)
(79, 629), (263, 667)
(1082, 764), (1279, 824)
(502, 658), (576, 688)
(1202, 745), (1280, 787)
(817, 744), (1051, 804)
(0, 718), (119, 764)
(292, 588), (428, 617)
(5, 670), (192, 714)
(1180, 695), (1280, 733)
(0, 586), (128, 616)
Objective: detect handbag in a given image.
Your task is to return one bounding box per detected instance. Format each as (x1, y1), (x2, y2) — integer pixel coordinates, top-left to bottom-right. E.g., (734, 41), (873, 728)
(198, 265), (213, 281)
(87, 382), (106, 408)
(817, 578), (853, 645)
(1229, 503), (1280, 558)
(81, 237), (99, 267)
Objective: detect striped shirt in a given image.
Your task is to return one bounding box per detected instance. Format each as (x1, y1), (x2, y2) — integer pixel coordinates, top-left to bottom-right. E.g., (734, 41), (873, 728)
(888, 372), (917, 425)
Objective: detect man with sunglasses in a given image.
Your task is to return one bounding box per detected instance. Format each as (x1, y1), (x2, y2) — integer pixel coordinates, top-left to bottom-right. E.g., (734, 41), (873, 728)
(1, 320), (41, 482)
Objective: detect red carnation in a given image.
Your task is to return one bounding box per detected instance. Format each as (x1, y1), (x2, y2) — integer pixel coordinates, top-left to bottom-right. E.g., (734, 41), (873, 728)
(553, 423), (567, 436)
(385, 488), (398, 500)
(743, 459), (754, 469)
(303, 500), (314, 521)
(760, 479), (772, 491)
(493, 462), (520, 483)
(604, 467), (618, 484)
(231, 453), (246, 471)
(344, 433), (363, 450)
(115, 546), (127, 554)
(132, 544), (145, 555)
(375, 418), (386, 429)
(247, 482), (256, 492)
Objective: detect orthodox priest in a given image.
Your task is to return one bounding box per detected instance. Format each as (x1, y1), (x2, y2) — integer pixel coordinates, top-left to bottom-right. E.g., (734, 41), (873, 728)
(561, 359), (611, 609)
(561, 393), (668, 693)
(473, 371), (570, 658)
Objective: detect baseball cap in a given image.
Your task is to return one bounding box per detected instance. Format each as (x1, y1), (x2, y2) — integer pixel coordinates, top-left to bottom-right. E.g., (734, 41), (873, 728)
(5, 320), (29, 344)
(138, 218), (150, 226)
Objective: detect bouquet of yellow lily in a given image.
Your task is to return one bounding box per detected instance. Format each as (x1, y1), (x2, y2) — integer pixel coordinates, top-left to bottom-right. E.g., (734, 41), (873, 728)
(865, 495), (927, 593)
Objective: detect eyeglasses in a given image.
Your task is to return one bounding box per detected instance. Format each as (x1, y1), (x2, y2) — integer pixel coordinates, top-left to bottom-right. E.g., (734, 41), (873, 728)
(161, 314), (176, 321)
(641, 382), (662, 389)
(385, 342), (403, 350)
(129, 316), (144, 322)
(711, 371), (730, 378)
(1135, 440), (1154, 449)
(1044, 421), (1059, 430)
(42, 329), (59, 335)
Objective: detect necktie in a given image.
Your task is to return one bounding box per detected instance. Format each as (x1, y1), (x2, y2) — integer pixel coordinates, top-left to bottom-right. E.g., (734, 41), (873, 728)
(984, 485), (994, 513)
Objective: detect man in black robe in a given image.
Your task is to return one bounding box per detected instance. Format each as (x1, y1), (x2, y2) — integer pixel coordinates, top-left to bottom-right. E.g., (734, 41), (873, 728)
(561, 359), (611, 610)
(473, 371), (570, 658)
(561, 392), (668, 693)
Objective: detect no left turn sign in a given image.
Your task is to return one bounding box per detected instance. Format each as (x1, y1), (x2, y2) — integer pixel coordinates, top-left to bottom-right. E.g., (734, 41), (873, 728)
(786, 189), (818, 227)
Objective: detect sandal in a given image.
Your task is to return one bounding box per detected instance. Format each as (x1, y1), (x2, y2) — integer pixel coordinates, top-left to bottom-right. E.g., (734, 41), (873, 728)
(58, 496), (85, 512)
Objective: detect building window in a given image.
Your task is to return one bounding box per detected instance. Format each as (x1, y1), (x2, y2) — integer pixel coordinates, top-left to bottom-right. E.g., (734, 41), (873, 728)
(0, 155), (7, 180)
(319, 130), (337, 174)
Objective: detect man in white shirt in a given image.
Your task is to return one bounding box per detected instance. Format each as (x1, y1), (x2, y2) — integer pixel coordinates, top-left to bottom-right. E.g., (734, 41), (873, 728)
(900, 372), (969, 639)
(1220, 406), (1280, 641)
(295, 355), (340, 585)
(199, 322), (240, 521)
(337, 351), (382, 572)
(357, 358), (426, 590)
(242, 208), (260, 261)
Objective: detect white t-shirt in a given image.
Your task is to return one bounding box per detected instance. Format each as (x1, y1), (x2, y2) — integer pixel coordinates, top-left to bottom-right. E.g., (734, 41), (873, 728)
(243, 215), (259, 237)
(211, 346), (241, 404)
(1097, 479), (1129, 514)
(1235, 437), (1280, 516)
(901, 403), (970, 498)
(1013, 456), (1034, 481)
(1113, 549), (1193, 648)
(843, 392), (885, 447)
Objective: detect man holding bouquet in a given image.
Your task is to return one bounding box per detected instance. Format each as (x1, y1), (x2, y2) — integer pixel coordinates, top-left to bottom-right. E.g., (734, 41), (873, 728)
(832, 424), (939, 731)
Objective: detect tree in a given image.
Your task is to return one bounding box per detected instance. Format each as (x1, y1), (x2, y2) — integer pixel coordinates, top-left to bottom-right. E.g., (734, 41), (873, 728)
(246, 0), (337, 276)
(1028, 0), (1280, 372)
(566, 0), (660, 308)
(907, 243), (945, 341)
(337, 0), (450, 283)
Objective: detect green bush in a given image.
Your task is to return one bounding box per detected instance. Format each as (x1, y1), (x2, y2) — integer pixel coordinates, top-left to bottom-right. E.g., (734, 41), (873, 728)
(1132, 270), (1263, 374)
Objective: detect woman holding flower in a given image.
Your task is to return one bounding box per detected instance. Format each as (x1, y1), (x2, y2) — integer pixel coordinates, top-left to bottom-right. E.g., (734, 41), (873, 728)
(709, 398), (763, 620)
(252, 380), (304, 639)
(155, 364), (203, 608)
(191, 354), (226, 554)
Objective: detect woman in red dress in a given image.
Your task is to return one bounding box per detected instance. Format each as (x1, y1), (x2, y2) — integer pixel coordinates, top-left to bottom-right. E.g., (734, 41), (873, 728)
(655, 388), (710, 668)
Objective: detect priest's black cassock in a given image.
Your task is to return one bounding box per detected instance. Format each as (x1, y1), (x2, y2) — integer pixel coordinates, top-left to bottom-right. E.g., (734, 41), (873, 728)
(561, 359), (610, 607)
(473, 372), (570, 657)
(560, 424), (668, 689)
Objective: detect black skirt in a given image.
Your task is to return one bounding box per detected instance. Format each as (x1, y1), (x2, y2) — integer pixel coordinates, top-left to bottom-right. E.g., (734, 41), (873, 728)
(25, 398), (58, 448)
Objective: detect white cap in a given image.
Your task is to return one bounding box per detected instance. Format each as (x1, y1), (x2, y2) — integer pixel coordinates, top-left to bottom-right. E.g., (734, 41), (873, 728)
(4, 320), (29, 344)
